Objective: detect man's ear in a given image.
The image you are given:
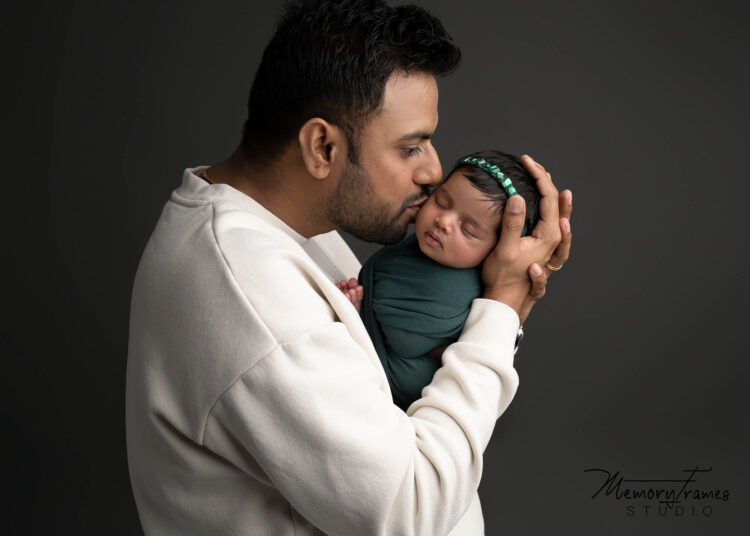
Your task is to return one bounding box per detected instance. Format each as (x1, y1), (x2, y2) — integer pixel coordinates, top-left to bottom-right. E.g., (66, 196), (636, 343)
(298, 118), (345, 180)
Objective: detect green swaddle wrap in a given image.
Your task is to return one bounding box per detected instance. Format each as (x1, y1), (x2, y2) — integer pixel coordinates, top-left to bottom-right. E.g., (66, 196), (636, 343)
(358, 233), (482, 411)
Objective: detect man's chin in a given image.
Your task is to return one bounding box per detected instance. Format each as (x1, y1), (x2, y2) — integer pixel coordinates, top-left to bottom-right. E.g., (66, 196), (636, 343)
(347, 220), (410, 245)
(381, 215), (414, 244)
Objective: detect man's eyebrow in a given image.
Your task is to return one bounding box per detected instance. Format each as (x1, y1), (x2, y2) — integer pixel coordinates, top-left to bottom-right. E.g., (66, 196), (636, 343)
(396, 130), (433, 142)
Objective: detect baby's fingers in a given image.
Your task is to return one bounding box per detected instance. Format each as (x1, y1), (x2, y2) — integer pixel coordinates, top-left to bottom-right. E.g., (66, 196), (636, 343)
(348, 289), (362, 312)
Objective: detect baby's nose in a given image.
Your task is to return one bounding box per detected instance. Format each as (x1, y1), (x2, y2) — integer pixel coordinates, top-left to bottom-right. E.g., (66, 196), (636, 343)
(435, 214), (453, 233)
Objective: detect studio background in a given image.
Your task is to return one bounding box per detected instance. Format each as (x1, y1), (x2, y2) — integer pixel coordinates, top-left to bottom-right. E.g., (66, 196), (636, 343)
(5, 0), (748, 534)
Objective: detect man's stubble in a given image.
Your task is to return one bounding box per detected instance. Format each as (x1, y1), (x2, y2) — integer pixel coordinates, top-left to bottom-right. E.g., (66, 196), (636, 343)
(325, 158), (428, 245)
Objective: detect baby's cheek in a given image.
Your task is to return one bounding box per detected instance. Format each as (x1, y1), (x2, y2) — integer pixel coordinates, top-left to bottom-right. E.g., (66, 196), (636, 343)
(465, 240), (496, 268)
(414, 205), (430, 229)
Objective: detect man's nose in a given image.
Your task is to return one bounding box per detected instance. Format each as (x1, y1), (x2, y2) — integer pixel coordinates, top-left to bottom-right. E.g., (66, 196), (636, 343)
(414, 143), (442, 187)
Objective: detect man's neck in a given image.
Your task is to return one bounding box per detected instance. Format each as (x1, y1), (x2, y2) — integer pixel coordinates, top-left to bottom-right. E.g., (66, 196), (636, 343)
(206, 147), (335, 239)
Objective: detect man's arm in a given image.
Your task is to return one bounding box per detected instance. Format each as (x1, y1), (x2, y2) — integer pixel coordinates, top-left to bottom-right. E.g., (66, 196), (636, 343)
(202, 296), (518, 536)
(199, 154), (569, 534)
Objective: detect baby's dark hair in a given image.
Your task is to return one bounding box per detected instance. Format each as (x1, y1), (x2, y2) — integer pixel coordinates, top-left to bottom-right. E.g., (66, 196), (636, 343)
(446, 150), (541, 236)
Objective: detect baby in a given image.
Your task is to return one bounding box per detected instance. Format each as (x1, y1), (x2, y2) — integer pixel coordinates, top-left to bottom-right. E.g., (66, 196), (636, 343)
(338, 150), (541, 411)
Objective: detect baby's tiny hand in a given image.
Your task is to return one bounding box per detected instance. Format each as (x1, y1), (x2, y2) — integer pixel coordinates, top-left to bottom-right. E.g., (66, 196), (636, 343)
(336, 278), (364, 313)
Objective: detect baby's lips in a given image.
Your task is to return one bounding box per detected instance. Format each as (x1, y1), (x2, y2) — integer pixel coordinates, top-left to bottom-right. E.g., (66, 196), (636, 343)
(425, 230), (442, 248)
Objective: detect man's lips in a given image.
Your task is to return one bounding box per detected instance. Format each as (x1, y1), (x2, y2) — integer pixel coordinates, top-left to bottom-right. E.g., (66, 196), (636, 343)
(424, 230), (442, 248)
(408, 197), (428, 210)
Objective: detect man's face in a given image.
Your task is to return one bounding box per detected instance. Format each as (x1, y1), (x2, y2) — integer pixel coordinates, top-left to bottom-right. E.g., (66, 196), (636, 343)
(414, 171), (501, 269)
(325, 71), (442, 244)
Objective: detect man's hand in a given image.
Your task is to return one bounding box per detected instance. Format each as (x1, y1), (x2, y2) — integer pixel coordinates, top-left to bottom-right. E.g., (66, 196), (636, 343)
(519, 187), (572, 324)
(336, 278), (364, 313)
(482, 155), (572, 320)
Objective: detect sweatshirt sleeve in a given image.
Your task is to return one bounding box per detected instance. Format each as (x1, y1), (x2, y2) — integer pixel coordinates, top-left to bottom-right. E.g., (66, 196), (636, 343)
(203, 298), (519, 536)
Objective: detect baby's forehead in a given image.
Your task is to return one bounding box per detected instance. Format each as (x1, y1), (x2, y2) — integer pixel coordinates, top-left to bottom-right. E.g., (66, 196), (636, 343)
(434, 172), (494, 204)
(434, 173), (502, 225)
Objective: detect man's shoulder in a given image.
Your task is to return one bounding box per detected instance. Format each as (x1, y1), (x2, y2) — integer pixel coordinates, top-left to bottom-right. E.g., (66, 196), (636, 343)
(205, 199), (341, 340)
(140, 187), (342, 342)
(128, 187), (347, 441)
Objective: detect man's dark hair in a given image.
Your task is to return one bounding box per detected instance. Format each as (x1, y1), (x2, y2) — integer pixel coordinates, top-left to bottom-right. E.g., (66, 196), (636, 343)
(242, 0), (461, 166)
(447, 150), (541, 236)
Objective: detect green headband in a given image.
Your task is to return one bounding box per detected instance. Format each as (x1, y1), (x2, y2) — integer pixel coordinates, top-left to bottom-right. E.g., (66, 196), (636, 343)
(458, 156), (518, 197)
(458, 156), (530, 236)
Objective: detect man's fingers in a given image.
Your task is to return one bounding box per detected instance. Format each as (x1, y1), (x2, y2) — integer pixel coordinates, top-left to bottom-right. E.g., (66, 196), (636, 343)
(521, 155), (560, 246)
(522, 154), (559, 226)
(559, 189), (572, 220)
(495, 195), (526, 254)
(544, 217), (572, 275)
(552, 188), (572, 269)
(540, 189), (573, 275)
(528, 263), (547, 300)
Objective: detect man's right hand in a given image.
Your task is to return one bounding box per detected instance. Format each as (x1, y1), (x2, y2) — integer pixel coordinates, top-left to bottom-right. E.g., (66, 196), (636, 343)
(481, 155), (569, 318)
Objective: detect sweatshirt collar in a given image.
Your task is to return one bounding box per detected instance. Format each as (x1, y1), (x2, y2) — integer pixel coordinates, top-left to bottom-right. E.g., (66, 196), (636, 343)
(178, 166), (307, 245)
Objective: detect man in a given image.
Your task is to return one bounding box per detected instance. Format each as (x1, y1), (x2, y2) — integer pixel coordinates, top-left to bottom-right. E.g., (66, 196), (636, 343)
(126, 1), (572, 534)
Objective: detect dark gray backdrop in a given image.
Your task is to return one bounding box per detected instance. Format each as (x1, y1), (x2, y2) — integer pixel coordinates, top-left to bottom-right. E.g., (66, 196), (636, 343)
(5, 0), (749, 534)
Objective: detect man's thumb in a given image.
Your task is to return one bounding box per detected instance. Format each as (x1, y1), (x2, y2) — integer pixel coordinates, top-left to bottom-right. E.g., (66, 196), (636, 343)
(497, 195), (526, 249)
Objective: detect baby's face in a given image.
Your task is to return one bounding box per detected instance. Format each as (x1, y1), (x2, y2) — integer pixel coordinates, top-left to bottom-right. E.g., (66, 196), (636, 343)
(414, 171), (502, 268)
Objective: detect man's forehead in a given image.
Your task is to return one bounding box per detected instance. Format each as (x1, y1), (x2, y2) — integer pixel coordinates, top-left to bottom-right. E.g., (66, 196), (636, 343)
(369, 71), (439, 138)
(385, 70), (437, 95)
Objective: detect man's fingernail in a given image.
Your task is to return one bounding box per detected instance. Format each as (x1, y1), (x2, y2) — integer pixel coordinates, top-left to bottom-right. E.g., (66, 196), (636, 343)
(531, 264), (542, 276)
(526, 154), (535, 163)
(568, 190), (573, 205)
(508, 196), (523, 214)
(563, 218), (570, 233)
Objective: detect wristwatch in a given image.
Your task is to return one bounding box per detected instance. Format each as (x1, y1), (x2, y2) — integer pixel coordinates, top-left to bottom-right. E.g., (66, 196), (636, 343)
(513, 325), (524, 355)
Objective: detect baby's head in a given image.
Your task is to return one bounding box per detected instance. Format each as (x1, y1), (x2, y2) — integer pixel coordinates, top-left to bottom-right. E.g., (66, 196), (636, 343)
(414, 150), (541, 269)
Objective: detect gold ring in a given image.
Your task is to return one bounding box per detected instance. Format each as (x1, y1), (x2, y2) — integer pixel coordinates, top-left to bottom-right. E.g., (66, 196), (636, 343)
(545, 261), (562, 272)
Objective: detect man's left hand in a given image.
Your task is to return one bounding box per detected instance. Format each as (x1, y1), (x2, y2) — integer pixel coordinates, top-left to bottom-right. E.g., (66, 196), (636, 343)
(518, 156), (573, 325)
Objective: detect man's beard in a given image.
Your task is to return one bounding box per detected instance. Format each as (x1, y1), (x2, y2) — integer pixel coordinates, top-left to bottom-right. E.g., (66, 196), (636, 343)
(325, 158), (428, 245)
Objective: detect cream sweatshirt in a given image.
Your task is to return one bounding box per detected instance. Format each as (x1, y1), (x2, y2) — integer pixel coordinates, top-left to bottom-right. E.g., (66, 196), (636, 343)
(125, 167), (520, 535)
